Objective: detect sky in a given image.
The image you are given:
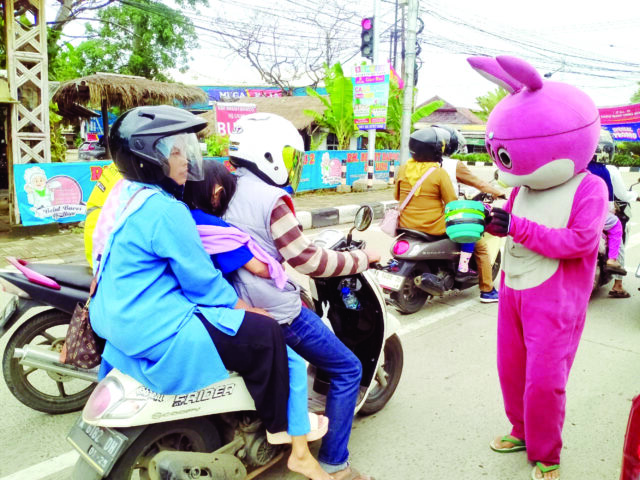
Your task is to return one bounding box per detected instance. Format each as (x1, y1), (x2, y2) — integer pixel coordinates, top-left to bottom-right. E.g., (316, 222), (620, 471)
(47, 0), (640, 110)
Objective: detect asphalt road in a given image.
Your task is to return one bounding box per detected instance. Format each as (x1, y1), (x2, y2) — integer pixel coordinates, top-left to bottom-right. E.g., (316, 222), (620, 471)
(1, 170), (640, 480)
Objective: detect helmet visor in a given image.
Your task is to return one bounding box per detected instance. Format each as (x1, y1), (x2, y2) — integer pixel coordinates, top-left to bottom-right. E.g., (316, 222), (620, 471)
(283, 146), (304, 193)
(155, 133), (204, 183)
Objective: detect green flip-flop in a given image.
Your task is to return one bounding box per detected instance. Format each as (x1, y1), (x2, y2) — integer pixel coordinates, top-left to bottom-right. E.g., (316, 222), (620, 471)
(489, 435), (526, 453)
(531, 462), (559, 479)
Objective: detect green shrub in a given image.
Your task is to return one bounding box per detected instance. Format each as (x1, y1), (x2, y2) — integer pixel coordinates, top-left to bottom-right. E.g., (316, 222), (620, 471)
(611, 153), (640, 167)
(617, 142), (640, 156)
(451, 153), (493, 164)
(205, 134), (229, 157)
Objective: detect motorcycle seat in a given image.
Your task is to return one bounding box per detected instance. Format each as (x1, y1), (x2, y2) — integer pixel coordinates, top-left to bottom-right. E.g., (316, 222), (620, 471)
(397, 228), (448, 243)
(27, 262), (94, 291)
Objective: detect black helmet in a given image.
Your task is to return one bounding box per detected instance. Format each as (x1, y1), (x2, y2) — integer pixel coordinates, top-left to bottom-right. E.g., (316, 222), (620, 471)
(432, 125), (464, 156)
(409, 127), (446, 163)
(110, 105), (207, 184)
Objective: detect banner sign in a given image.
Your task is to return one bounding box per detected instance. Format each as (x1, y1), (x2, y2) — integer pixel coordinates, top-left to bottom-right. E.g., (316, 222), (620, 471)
(352, 64), (390, 131)
(13, 152), (400, 225)
(190, 86), (328, 110)
(599, 103), (640, 142)
(210, 150), (399, 192)
(14, 161), (110, 226)
(215, 103), (257, 135)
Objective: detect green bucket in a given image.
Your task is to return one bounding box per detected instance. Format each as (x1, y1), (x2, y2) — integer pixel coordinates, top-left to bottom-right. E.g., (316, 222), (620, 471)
(445, 200), (486, 243)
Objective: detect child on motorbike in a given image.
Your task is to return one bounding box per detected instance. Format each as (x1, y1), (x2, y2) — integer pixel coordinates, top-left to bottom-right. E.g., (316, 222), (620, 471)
(395, 126), (499, 303)
(587, 158), (627, 276)
(183, 159), (333, 474)
(212, 112), (379, 480)
(89, 106), (331, 480)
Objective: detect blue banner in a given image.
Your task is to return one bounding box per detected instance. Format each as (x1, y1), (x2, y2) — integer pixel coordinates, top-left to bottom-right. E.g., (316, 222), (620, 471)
(208, 150), (399, 192)
(602, 123), (640, 142)
(14, 161), (111, 226)
(87, 112), (117, 136)
(13, 151), (399, 225)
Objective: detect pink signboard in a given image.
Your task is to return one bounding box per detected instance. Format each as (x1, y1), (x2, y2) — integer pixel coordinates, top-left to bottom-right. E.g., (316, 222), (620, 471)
(599, 103), (640, 142)
(215, 102), (257, 135)
(599, 103), (640, 125)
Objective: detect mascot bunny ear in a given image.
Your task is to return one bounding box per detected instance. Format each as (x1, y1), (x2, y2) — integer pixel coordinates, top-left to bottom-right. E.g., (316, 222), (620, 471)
(496, 56), (543, 91)
(467, 56), (523, 93)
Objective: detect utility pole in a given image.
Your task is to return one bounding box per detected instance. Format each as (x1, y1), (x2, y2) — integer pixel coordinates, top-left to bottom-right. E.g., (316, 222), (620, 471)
(366, 0), (380, 188)
(399, 0), (418, 166)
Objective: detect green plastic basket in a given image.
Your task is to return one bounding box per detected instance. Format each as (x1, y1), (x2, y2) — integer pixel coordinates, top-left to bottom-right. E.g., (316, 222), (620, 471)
(445, 200), (485, 243)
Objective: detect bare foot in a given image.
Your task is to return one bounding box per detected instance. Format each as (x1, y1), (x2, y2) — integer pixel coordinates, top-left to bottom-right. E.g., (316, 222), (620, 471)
(532, 463), (560, 480)
(333, 466), (374, 480)
(287, 452), (333, 480)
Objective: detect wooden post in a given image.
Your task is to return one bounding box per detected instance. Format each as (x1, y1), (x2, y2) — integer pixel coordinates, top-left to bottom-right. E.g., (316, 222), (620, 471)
(5, 0), (50, 224)
(101, 99), (111, 159)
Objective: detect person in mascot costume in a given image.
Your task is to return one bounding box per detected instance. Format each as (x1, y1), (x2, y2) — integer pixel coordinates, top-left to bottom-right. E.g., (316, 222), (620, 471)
(467, 55), (608, 480)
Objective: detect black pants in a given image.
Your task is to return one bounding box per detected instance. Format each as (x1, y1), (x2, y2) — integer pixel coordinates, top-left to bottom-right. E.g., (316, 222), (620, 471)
(197, 311), (289, 434)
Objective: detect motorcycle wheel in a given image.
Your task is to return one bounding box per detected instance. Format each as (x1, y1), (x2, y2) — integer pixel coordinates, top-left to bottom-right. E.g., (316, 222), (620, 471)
(391, 271), (429, 315)
(2, 309), (95, 414)
(359, 334), (403, 416)
(106, 419), (221, 480)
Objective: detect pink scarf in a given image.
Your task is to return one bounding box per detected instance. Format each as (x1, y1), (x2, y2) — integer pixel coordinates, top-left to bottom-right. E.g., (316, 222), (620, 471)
(196, 224), (288, 289)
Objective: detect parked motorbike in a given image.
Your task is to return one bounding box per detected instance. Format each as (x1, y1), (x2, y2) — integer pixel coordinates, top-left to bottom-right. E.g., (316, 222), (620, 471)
(0, 258), (97, 413)
(376, 193), (502, 314)
(592, 178), (640, 295)
(67, 205), (404, 480)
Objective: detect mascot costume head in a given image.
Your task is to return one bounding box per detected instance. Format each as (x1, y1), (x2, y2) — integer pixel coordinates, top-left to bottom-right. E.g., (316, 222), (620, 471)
(467, 55), (600, 190)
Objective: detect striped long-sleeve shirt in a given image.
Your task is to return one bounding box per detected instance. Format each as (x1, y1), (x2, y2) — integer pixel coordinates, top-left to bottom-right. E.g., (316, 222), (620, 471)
(270, 199), (369, 277)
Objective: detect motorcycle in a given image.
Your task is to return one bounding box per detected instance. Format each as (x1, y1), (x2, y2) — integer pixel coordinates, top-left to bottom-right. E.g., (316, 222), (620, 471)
(0, 258), (98, 413)
(67, 205), (404, 480)
(376, 193), (502, 314)
(592, 178), (640, 295)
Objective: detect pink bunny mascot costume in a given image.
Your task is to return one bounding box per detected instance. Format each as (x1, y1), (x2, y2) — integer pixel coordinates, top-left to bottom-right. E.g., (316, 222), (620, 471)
(467, 56), (608, 479)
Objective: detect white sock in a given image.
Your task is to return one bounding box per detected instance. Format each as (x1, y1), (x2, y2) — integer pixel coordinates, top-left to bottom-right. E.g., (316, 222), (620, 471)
(458, 252), (472, 272)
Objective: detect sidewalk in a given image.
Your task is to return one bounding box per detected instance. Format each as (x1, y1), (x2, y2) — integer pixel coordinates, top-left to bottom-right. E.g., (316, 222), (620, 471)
(0, 186), (398, 267)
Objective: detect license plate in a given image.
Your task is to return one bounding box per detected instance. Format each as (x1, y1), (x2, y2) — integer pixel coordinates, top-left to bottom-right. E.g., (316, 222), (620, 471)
(376, 270), (404, 292)
(67, 417), (129, 476)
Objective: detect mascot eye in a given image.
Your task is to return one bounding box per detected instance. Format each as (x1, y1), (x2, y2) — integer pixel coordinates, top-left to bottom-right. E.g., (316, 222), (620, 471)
(497, 148), (512, 169)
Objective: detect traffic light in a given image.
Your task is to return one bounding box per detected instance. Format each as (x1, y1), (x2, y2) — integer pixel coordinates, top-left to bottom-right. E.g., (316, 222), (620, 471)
(360, 17), (374, 61)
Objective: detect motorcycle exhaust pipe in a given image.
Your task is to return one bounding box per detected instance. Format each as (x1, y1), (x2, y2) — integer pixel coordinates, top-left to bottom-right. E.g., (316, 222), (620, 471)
(14, 345), (98, 383)
(414, 273), (445, 297)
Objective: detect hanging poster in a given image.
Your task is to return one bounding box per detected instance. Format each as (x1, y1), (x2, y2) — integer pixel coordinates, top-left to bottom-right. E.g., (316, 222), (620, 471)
(14, 161), (111, 226)
(215, 103), (257, 135)
(352, 64), (391, 131)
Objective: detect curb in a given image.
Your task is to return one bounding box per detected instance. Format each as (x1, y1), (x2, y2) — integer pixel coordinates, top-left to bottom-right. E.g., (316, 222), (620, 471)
(299, 200), (399, 230)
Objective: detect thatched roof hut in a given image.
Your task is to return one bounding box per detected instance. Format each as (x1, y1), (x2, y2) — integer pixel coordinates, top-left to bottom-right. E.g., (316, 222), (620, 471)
(198, 95), (327, 140)
(52, 73), (208, 157)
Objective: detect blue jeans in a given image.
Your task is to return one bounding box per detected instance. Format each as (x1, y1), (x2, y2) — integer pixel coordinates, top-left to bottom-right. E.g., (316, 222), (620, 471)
(281, 307), (362, 472)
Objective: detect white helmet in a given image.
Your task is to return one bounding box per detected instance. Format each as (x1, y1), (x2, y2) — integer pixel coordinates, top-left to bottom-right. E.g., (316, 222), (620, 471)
(229, 113), (305, 192)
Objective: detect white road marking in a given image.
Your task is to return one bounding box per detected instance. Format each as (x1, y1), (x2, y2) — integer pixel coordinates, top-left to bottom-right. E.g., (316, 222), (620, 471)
(397, 298), (482, 336)
(0, 450), (78, 480)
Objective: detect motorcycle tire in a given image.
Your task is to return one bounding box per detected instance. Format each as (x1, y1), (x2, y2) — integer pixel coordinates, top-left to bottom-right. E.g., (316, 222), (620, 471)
(391, 271), (430, 315)
(359, 334), (403, 416)
(106, 419), (221, 480)
(2, 309), (95, 414)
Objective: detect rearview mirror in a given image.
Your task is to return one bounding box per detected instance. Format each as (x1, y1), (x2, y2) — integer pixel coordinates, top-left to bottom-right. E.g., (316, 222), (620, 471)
(354, 205), (373, 231)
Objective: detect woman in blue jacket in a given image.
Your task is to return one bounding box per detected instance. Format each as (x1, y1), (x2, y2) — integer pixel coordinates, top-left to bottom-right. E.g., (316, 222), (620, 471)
(90, 106), (331, 480)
